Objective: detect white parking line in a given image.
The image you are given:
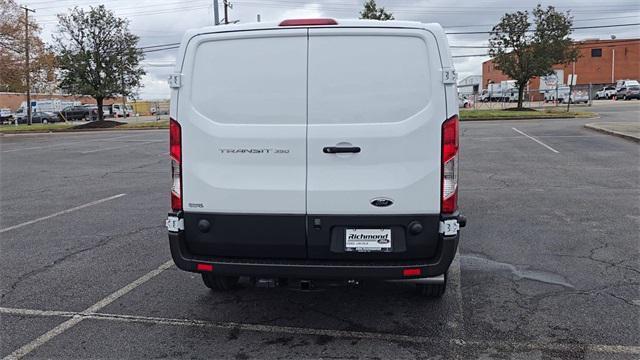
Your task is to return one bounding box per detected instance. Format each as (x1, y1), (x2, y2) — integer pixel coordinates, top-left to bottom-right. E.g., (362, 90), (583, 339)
(0, 194), (126, 233)
(1, 260), (174, 360)
(1, 303), (638, 356)
(512, 127), (560, 153)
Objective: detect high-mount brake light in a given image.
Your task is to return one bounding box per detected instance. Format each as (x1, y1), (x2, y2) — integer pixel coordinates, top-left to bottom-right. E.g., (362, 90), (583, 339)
(441, 115), (459, 214)
(279, 18), (338, 26)
(170, 118), (182, 211)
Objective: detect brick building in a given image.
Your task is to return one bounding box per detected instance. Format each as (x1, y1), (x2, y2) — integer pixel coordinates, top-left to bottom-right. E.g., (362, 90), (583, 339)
(482, 38), (640, 92)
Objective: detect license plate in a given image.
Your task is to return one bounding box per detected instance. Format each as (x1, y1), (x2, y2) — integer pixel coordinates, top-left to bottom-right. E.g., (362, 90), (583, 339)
(345, 229), (392, 252)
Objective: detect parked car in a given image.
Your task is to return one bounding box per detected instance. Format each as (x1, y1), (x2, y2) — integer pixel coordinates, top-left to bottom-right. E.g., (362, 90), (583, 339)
(16, 111), (57, 124)
(595, 86), (616, 99)
(0, 108), (13, 123)
(458, 95), (473, 108)
(112, 104), (134, 117)
(616, 85), (640, 100)
(57, 105), (90, 121)
(562, 90), (589, 104)
(166, 19), (465, 298)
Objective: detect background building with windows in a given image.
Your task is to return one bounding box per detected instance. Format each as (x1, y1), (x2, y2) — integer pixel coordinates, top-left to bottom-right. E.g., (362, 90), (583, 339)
(457, 75), (482, 95)
(482, 38), (640, 92)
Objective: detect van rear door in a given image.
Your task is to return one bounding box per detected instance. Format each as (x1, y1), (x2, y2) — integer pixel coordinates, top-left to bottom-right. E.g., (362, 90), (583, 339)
(178, 29), (308, 259)
(306, 27), (446, 260)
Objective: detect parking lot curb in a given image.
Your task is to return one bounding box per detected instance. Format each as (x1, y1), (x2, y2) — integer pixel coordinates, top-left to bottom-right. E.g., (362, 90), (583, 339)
(460, 115), (597, 122)
(584, 123), (640, 142)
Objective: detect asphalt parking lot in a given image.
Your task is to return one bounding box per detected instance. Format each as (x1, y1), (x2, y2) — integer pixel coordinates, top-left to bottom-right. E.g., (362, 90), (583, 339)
(1, 103), (638, 359)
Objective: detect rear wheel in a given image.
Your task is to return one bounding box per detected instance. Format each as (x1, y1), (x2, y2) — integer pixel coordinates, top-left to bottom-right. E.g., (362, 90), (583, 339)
(416, 272), (447, 298)
(201, 273), (239, 291)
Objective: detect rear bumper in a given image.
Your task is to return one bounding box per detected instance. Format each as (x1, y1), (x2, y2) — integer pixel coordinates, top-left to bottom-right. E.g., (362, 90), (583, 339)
(168, 228), (459, 280)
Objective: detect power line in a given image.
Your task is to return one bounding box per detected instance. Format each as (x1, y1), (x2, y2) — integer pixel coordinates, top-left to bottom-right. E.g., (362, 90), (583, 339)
(446, 22), (640, 35)
(450, 39), (640, 49)
(140, 43), (180, 49)
(35, 4), (211, 24)
(141, 46), (180, 53)
(452, 54), (490, 58)
(138, 23), (639, 51)
(444, 15), (640, 28)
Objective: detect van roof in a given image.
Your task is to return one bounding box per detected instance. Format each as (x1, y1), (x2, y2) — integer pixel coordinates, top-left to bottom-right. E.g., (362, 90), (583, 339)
(183, 19), (442, 38)
(174, 19), (451, 75)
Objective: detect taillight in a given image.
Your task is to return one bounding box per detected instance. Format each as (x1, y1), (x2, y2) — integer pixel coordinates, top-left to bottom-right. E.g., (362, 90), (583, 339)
(441, 115), (459, 214)
(170, 118), (182, 211)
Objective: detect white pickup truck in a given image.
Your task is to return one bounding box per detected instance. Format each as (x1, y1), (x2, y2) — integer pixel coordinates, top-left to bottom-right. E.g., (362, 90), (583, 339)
(0, 108), (13, 123)
(166, 18), (465, 297)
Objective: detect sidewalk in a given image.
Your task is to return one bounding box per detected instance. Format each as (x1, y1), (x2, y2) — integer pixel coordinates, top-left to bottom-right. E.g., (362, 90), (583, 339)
(585, 122), (640, 142)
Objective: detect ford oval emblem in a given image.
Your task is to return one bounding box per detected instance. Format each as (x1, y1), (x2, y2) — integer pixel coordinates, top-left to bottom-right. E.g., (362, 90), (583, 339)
(370, 198), (393, 207)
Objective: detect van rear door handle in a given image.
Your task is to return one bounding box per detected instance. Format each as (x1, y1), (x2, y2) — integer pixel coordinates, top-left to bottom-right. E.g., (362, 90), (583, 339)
(323, 146), (361, 154)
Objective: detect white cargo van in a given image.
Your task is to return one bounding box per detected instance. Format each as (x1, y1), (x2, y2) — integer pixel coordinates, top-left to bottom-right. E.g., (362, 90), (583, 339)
(167, 19), (465, 297)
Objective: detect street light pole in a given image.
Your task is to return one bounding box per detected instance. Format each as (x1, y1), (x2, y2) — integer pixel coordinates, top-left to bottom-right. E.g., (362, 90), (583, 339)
(611, 48), (615, 84)
(213, 0), (219, 25)
(21, 6), (35, 126)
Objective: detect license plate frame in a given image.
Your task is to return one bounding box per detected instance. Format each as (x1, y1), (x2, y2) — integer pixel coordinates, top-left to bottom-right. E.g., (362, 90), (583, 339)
(345, 228), (392, 252)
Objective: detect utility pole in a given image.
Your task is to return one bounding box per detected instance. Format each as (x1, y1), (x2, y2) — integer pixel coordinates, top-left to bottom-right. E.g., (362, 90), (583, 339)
(223, 0), (231, 24)
(121, 72), (127, 120)
(21, 6), (35, 126)
(567, 61), (576, 112)
(213, 0), (220, 25)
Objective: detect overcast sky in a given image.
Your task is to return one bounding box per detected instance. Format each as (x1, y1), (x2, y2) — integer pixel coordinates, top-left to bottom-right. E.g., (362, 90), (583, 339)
(20, 0), (640, 99)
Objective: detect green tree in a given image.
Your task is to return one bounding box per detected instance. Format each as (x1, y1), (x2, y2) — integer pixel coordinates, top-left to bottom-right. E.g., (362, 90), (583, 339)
(359, 0), (394, 20)
(489, 5), (578, 109)
(53, 5), (145, 121)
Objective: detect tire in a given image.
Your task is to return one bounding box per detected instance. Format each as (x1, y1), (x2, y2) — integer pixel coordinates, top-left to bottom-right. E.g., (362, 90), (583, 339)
(416, 272), (447, 298)
(42, 119), (48, 124)
(624, 95), (628, 100)
(201, 273), (239, 291)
